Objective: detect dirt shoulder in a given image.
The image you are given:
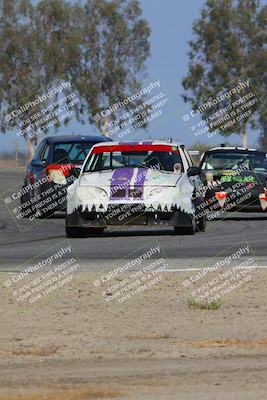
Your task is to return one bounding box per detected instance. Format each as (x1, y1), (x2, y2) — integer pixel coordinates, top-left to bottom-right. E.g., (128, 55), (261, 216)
(0, 269), (267, 399)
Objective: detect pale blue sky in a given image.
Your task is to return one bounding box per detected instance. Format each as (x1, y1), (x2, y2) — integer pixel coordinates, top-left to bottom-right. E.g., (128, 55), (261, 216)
(1, 0), (266, 151)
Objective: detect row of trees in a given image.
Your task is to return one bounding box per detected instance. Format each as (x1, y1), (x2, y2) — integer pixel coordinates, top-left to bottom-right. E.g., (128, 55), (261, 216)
(1, 0), (266, 153)
(0, 0), (150, 156)
(182, 0), (267, 149)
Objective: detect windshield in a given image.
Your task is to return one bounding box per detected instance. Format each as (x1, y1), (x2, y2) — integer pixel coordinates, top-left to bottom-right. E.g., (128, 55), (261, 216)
(83, 145), (183, 173)
(201, 152), (267, 172)
(53, 142), (98, 164)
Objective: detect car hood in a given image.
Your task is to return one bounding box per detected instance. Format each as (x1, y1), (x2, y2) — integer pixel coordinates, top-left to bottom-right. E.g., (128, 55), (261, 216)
(67, 167), (194, 215)
(79, 168), (182, 188)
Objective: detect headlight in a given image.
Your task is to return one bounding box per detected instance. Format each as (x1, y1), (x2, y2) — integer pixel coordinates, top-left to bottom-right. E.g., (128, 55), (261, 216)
(47, 168), (67, 185)
(92, 187), (108, 200)
(149, 188), (163, 196)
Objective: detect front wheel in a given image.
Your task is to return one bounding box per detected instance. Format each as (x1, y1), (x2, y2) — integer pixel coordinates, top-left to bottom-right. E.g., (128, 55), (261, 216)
(174, 218), (196, 235)
(20, 186), (35, 218)
(196, 215), (206, 232)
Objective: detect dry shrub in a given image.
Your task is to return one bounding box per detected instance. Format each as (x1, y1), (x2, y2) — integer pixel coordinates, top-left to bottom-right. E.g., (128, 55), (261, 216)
(11, 345), (59, 356)
(0, 386), (126, 400)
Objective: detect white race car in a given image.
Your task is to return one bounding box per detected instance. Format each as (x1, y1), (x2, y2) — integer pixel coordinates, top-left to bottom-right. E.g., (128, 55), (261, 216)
(65, 141), (206, 237)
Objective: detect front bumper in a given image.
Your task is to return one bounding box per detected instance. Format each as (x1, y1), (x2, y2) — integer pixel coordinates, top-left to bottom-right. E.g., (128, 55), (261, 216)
(205, 185), (266, 212)
(66, 204), (194, 228)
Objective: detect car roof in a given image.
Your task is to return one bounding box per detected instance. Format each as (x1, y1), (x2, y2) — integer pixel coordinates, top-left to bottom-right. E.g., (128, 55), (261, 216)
(45, 135), (111, 143)
(91, 140), (184, 148)
(207, 146), (263, 153)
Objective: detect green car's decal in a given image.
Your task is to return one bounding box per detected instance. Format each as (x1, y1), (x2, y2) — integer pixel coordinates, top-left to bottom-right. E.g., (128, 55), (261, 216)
(220, 175), (256, 183)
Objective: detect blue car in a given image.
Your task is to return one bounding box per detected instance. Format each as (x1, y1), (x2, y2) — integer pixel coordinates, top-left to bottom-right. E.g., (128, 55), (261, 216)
(20, 135), (111, 219)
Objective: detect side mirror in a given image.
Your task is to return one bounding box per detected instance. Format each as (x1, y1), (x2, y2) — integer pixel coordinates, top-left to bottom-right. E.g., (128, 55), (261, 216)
(31, 159), (46, 168)
(187, 166), (201, 177)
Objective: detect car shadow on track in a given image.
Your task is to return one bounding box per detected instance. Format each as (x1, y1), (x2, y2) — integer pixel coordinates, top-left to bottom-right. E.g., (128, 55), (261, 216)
(101, 228), (177, 237)
(214, 214), (267, 221)
(48, 213), (66, 219)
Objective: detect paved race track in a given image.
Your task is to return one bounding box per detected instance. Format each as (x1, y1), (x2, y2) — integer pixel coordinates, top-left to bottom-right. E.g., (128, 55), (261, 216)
(0, 168), (267, 270)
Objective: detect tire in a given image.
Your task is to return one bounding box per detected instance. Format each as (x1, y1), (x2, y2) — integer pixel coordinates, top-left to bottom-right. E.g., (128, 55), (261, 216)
(174, 218), (196, 235)
(66, 226), (104, 238)
(66, 226), (86, 238)
(37, 186), (55, 219)
(196, 215), (206, 232)
(20, 187), (35, 218)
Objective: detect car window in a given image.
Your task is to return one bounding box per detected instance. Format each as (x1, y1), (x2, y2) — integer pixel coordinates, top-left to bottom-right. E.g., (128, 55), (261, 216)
(53, 142), (98, 163)
(84, 148), (184, 173)
(40, 143), (49, 162)
(201, 152), (267, 171)
(34, 141), (45, 159)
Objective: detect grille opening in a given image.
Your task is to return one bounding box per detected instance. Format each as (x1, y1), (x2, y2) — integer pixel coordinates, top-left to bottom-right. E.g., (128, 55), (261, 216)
(111, 188), (126, 198)
(129, 187), (143, 198)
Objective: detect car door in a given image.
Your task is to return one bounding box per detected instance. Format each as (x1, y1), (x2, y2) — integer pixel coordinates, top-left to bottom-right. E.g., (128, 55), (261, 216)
(30, 140), (50, 183)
